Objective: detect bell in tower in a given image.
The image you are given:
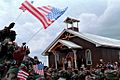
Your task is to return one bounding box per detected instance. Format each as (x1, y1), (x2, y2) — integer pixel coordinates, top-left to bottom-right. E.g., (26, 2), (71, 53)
(64, 17), (80, 32)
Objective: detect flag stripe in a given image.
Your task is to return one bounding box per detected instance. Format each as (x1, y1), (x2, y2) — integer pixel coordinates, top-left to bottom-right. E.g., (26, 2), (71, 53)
(22, 1), (47, 28)
(25, 1), (48, 23)
(42, 5), (52, 11)
(18, 74), (28, 79)
(17, 76), (26, 80)
(22, 1), (53, 29)
(17, 69), (29, 80)
(19, 1), (34, 12)
(18, 72), (28, 77)
(20, 1), (67, 29)
(19, 6), (26, 12)
(38, 6), (53, 16)
(25, 1), (53, 28)
(37, 6), (52, 13)
(37, 7), (50, 15)
(33, 65), (44, 75)
(22, 3), (46, 28)
(37, 6), (54, 28)
(19, 70), (29, 75)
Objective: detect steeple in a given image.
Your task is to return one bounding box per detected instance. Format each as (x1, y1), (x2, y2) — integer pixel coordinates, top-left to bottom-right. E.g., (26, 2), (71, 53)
(64, 17), (80, 32)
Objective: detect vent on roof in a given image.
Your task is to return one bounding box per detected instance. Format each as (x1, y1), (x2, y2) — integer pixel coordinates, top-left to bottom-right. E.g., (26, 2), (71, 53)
(64, 17), (80, 32)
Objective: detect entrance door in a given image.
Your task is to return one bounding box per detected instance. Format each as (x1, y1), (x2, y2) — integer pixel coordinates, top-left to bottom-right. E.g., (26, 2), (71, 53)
(76, 50), (86, 70)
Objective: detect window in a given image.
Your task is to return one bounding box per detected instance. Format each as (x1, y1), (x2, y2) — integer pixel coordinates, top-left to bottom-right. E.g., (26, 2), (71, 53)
(85, 49), (92, 65)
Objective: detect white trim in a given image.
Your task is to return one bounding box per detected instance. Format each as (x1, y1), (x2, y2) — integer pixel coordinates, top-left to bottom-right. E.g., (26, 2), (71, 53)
(59, 39), (82, 49)
(42, 29), (120, 56)
(42, 29), (66, 55)
(66, 30), (120, 48)
(85, 49), (92, 65)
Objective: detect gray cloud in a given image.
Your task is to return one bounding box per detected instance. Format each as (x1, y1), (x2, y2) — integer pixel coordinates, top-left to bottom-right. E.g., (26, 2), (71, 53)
(1, 0), (120, 66)
(79, 0), (120, 40)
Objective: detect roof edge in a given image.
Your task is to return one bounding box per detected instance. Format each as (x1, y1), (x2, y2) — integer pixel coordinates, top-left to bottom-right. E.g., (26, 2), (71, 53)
(41, 29), (66, 56)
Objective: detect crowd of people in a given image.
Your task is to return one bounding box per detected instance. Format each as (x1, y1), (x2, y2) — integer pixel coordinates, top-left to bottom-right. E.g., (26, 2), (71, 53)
(0, 22), (44, 80)
(3, 54), (119, 80)
(44, 61), (120, 80)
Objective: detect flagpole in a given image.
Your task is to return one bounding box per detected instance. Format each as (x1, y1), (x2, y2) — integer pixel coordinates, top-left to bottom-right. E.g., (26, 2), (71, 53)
(15, 11), (23, 22)
(15, 0), (34, 22)
(26, 27), (44, 44)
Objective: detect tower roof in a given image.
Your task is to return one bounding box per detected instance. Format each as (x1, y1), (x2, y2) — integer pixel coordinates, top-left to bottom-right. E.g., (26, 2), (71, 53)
(64, 17), (80, 24)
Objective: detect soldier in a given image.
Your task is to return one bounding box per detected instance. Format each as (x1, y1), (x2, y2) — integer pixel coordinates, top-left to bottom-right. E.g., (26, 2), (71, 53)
(0, 22), (17, 78)
(0, 22), (15, 42)
(0, 22), (16, 58)
(104, 66), (119, 80)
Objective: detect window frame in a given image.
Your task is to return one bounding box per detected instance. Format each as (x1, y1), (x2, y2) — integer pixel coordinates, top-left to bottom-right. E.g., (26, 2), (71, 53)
(85, 49), (92, 65)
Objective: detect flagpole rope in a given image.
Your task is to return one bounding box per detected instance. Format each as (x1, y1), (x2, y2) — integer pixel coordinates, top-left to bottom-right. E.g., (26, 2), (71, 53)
(15, 0), (34, 22)
(15, 12), (23, 22)
(26, 27), (43, 44)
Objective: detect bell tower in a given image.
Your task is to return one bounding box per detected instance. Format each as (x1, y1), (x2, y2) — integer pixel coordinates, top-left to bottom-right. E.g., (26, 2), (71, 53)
(64, 17), (80, 32)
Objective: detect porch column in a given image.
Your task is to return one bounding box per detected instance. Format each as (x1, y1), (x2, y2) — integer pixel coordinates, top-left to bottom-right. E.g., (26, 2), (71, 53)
(54, 52), (57, 69)
(54, 51), (59, 69)
(72, 49), (77, 69)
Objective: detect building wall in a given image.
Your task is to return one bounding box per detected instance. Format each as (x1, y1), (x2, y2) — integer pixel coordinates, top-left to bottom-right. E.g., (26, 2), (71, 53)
(48, 52), (55, 68)
(70, 36), (120, 67)
(70, 37), (97, 67)
(99, 47), (119, 63)
(48, 33), (120, 68)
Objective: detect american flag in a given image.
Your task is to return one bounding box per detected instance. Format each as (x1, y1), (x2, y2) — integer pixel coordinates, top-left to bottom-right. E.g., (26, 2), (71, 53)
(20, 1), (68, 29)
(19, 1), (34, 12)
(17, 69), (29, 80)
(33, 63), (44, 75)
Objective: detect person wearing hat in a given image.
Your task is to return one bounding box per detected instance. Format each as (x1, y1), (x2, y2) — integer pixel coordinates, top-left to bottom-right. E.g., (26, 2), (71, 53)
(0, 22), (16, 60)
(0, 22), (15, 42)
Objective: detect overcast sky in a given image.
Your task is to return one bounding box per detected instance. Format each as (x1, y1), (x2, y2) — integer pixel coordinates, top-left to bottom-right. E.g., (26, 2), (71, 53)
(0, 0), (120, 66)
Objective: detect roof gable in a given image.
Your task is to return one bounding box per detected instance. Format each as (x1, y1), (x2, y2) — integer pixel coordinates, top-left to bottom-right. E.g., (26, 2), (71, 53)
(42, 29), (120, 55)
(42, 29), (66, 55)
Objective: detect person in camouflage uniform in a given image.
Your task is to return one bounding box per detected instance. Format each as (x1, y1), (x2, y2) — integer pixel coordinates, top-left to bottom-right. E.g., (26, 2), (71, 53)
(0, 22), (31, 80)
(104, 66), (119, 80)
(0, 22), (18, 79)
